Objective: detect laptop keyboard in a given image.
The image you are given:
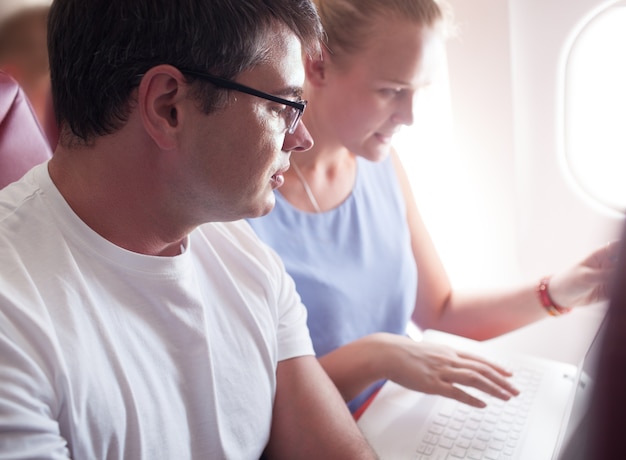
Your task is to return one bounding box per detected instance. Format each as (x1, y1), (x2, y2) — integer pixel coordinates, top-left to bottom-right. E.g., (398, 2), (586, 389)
(414, 363), (543, 460)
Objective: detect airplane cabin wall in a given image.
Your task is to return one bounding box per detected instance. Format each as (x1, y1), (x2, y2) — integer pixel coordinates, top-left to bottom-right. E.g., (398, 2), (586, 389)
(507, 0), (624, 276)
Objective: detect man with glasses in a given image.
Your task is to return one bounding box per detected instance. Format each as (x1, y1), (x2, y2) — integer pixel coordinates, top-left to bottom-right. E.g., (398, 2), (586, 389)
(0, 0), (377, 458)
(179, 69), (308, 135)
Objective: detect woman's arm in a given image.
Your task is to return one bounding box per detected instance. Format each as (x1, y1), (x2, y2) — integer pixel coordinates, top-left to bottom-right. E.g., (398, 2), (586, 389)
(391, 151), (618, 339)
(318, 332), (519, 408)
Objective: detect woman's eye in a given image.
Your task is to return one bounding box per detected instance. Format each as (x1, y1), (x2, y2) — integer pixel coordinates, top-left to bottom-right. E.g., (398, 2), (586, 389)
(380, 88), (404, 98)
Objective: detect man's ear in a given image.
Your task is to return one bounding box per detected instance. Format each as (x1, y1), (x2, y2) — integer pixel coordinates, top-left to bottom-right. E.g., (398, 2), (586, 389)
(138, 65), (187, 150)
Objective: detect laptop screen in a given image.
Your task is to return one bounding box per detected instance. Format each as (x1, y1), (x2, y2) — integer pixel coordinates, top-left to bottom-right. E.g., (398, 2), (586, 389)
(554, 310), (609, 459)
(558, 226), (626, 460)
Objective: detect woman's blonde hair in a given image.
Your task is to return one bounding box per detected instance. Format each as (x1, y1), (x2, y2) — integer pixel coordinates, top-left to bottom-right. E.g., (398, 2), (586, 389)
(313, 0), (453, 61)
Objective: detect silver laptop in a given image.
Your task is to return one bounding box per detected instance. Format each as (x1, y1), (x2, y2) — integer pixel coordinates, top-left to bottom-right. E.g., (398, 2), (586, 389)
(357, 319), (606, 460)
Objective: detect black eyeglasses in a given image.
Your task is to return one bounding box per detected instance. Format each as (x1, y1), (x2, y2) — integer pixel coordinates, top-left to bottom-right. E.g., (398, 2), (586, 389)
(179, 68), (307, 134)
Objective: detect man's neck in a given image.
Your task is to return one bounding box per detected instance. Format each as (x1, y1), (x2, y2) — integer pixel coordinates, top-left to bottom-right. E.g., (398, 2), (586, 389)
(48, 145), (190, 257)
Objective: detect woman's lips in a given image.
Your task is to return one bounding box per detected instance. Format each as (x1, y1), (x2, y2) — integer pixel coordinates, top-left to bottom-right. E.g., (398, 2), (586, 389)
(375, 132), (394, 144)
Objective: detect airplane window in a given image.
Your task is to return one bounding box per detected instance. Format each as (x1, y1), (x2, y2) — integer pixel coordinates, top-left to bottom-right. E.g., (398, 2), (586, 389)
(564, 4), (626, 213)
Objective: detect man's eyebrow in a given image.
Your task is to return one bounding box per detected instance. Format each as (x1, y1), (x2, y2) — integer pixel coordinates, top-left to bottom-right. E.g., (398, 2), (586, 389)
(274, 85), (304, 99)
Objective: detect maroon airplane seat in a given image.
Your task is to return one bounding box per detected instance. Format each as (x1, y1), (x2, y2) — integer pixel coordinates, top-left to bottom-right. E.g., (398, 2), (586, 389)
(0, 70), (52, 189)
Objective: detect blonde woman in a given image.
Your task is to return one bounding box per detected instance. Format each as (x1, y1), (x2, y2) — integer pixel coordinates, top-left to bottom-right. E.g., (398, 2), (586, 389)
(248, 0), (618, 412)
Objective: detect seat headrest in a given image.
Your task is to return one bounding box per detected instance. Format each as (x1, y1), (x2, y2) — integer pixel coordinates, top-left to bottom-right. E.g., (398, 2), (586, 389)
(0, 70), (52, 189)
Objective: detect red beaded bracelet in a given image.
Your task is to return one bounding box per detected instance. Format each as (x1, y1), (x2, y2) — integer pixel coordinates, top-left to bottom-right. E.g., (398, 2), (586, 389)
(537, 277), (572, 316)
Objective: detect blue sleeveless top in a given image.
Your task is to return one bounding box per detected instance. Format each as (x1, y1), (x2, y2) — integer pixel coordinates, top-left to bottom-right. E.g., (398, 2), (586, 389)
(248, 156), (417, 411)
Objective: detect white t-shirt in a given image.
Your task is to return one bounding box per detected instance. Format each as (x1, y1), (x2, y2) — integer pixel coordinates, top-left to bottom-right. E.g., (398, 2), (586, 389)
(0, 163), (314, 459)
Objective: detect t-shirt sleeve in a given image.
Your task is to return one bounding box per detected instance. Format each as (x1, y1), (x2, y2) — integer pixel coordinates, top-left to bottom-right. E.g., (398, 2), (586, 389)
(0, 296), (71, 458)
(232, 220), (315, 362)
(272, 251), (315, 361)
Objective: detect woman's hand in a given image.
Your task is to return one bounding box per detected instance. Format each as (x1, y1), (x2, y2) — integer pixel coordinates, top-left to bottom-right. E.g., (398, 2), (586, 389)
(548, 240), (621, 309)
(379, 333), (519, 408)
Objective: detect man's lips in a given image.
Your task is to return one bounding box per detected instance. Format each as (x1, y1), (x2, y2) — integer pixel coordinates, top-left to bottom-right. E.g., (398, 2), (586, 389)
(271, 164), (290, 188)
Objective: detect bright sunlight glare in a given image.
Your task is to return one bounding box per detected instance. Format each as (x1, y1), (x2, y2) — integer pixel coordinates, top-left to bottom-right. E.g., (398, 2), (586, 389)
(565, 5), (626, 213)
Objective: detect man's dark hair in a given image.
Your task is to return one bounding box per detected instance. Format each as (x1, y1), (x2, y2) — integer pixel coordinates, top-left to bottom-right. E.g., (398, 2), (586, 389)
(48, 0), (323, 143)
